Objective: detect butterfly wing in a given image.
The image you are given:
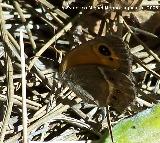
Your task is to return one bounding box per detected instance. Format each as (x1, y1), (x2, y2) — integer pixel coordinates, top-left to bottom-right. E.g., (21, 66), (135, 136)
(61, 65), (136, 112)
(101, 67), (136, 112)
(62, 65), (110, 106)
(60, 35), (132, 75)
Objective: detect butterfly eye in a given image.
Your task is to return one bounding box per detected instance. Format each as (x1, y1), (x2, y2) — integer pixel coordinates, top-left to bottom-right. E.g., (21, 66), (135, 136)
(98, 45), (111, 56)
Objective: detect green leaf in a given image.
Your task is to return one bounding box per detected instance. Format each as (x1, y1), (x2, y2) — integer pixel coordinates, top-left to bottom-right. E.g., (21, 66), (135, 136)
(101, 104), (160, 143)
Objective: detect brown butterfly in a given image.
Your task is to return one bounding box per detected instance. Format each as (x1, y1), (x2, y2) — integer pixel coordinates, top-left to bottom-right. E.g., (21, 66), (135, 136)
(60, 35), (136, 113)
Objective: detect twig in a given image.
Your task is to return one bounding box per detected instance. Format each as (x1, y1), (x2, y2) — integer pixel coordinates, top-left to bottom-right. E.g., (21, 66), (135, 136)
(28, 11), (82, 70)
(7, 30), (53, 89)
(51, 114), (101, 136)
(132, 63), (158, 73)
(0, 4), (21, 61)
(0, 94), (41, 110)
(0, 74), (21, 81)
(97, 18), (106, 36)
(123, 17), (160, 63)
(106, 106), (114, 143)
(116, 12), (123, 37)
(28, 105), (47, 123)
(137, 88), (158, 104)
(135, 97), (153, 107)
(5, 104), (70, 143)
(48, 10), (65, 27)
(129, 25), (158, 39)
(3, 12), (31, 20)
(0, 2), (15, 142)
(0, 55), (14, 143)
(13, 1), (37, 50)
(23, 3), (56, 29)
(20, 30), (28, 143)
(133, 55), (160, 80)
(36, 0), (69, 20)
(16, 94), (42, 107)
(1, 3), (14, 9)
(130, 45), (144, 54)
(7, 30), (21, 53)
(98, 67), (114, 143)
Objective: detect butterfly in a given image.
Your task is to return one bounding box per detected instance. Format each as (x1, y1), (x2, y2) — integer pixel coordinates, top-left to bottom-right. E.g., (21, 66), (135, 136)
(60, 35), (136, 113)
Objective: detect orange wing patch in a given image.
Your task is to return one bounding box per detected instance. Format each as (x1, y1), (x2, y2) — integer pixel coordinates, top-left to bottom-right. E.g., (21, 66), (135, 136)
(60, 35), (131, 75)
